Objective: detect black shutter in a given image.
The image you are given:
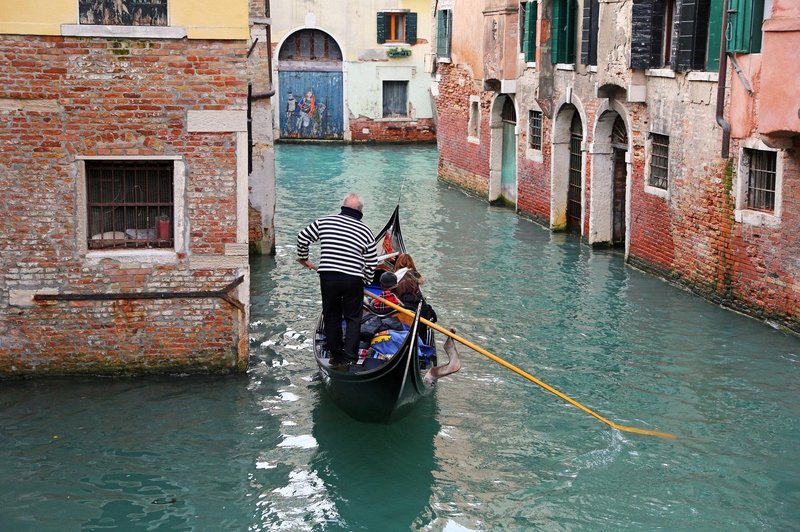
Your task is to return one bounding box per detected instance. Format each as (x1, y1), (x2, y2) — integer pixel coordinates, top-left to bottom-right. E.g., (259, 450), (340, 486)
(630, 0), (655, 69)
(377, 12), (386, 44)
(581, 1), (590, 64)
(405, 12), (417, 44)
(674, 0), (699, 70)
(649, 0), (666, 66)
(581, 0), (599, 65)
(693, 0), (710, 69)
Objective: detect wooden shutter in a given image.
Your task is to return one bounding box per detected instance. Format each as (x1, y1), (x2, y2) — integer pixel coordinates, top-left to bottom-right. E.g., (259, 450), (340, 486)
(523, 1), (537, 62)
(581, 0), (599, 65)
(377, 12), (387, 44)
(631, 0), (655, 68)
(566, 0), (577, 63)
(727, 0), (763, 53)
(551, 0), (563, 64)
(553, 0), (577, 64)
(405, 12), (417, 44)
(674, 0), (700, 70)
(705, 0), (723, 70)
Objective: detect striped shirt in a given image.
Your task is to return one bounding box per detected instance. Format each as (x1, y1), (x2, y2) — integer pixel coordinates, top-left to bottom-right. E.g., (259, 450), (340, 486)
(297, 211), (377, 283)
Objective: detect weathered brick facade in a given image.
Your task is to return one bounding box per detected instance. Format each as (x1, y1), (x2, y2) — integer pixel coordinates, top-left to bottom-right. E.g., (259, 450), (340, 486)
(350, 116), (436, 143)
(433, 2), (799, 333)
(0, 35), (252, 376)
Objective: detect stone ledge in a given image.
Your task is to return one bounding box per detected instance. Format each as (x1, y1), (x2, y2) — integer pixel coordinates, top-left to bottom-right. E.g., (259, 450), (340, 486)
(61, 24), (187, 39)
(187, 110), (247, 132)
(189, 255), (248, 270)
(9, 288), (59, 307)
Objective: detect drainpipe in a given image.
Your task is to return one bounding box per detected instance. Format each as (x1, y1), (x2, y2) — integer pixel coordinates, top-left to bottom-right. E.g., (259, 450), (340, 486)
(715, 0), (731, 158)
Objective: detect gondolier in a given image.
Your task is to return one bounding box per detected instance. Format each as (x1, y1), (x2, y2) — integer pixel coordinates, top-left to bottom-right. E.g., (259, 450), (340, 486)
(297, 193), (377, 367)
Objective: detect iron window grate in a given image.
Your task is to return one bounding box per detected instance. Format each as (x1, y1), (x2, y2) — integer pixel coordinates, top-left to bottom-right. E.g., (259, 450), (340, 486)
(79, 0), (168, 26)
(649, 133), (669, 190)
(745, 149), (776, 212)
(529, 110), (542, 150)
(86, 161), (174, 250)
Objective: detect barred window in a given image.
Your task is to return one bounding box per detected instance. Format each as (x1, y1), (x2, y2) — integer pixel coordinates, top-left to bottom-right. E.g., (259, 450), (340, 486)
(649, 133), (669, 189)
(529, 110), (543, 150)
(79, 0), (168, 26)
(86, 161), (174, 250)
(744, 148), (776, 212)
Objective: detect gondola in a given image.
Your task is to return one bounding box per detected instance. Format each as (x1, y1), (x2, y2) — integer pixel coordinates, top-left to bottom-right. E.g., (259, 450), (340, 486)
(313, 206), (459, 423)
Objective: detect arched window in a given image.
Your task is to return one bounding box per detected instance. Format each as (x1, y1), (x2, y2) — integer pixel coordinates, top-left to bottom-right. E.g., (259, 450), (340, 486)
(279, 29), (342, 62)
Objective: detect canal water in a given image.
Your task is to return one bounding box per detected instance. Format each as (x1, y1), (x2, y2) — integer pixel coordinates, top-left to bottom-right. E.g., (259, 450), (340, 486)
(2, 144), (798, 531)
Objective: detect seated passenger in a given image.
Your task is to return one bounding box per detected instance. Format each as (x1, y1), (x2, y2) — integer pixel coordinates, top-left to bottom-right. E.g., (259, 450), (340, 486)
(395, 271), (437, 328)
(370, 272), (402, 314)
(394, 253), (424, 284)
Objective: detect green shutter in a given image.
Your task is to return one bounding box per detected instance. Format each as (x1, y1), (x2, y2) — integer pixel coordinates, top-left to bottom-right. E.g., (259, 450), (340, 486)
(552, 0), (576, 64)
(706, 0), (724, 71)
(727, 0), (765, 53)
(523, 1), (537, 62)
(377, 12), (386, 44)
(552, 0), (563, 64)
(566, 0), (577, 63)
(405, 12), (418, 44)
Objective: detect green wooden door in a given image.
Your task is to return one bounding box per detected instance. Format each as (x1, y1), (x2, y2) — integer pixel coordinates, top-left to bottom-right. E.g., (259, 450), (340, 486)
(501, 121), (517, 204)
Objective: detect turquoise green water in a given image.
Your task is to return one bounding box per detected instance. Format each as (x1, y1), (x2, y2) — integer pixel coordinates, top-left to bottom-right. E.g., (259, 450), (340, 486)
(1, 144), (798, 530)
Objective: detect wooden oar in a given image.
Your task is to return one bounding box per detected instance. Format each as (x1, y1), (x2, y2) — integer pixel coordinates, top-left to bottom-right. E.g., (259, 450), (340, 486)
(364, 291), (677, 439)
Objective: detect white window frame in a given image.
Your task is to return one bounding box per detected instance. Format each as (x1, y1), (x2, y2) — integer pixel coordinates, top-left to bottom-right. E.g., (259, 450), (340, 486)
(526, 107), (544, 162)
(467, 96), (480, 144)
(76, 156), (186, 264)
(644, 132), (670, 199)
(735, 138), (784, 228)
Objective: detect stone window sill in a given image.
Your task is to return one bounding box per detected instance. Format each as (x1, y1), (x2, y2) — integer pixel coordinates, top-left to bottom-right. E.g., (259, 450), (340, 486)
(687, 71), (718, 82)
(646, 68), (676, 79)
(644, 184), (669, 199)
(85, 249), (179, 265)
(62, 24), (187, 39)
(735, 209), (780, 228)
(526, 148), (543, 162)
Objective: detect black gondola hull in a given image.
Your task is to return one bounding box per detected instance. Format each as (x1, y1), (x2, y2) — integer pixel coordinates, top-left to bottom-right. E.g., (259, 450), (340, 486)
(312, 206), (436, 423)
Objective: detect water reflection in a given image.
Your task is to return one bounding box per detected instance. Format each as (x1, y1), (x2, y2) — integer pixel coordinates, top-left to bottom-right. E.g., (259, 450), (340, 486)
(310, 386), (440, 530)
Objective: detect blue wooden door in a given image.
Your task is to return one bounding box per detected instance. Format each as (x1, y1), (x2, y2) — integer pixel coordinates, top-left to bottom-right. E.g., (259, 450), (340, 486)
(279, 71), (343, 140)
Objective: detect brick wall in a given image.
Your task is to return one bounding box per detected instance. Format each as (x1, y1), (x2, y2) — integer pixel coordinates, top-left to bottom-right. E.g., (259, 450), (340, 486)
(350, 117), (436, 143)
(434, 63), (491, 196)
(435, 56), (798, 331)
(0, 35), (250, 376)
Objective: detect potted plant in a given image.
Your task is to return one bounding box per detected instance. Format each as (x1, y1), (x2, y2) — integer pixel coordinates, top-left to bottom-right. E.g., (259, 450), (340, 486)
(157, 214), (170, 240)
(386, 47), (411, 58)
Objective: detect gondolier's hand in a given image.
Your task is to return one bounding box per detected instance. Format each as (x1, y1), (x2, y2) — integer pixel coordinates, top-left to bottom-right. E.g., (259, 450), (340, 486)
(297, 258), (317, 270)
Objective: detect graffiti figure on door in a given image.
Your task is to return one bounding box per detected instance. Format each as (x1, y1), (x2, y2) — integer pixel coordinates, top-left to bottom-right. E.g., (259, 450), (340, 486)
(282, 88), (330, 137)
(297, 90), (316, 133)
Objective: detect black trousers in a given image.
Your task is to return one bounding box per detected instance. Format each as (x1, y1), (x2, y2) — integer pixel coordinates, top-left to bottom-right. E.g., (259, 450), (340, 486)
(320, 274), (363, 361)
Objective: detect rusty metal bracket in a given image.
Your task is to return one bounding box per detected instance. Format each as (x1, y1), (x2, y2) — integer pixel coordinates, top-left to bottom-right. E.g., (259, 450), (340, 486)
(33, 275), (246, 312)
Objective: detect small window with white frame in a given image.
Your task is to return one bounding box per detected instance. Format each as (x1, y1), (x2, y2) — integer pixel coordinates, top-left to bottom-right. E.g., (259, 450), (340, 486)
(742, 148), (777, 212)
(648, 133), (669, 190)
(528, 109), (542, 150)
(735, 141), (783, 227)
(468, 97), (480, 141)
